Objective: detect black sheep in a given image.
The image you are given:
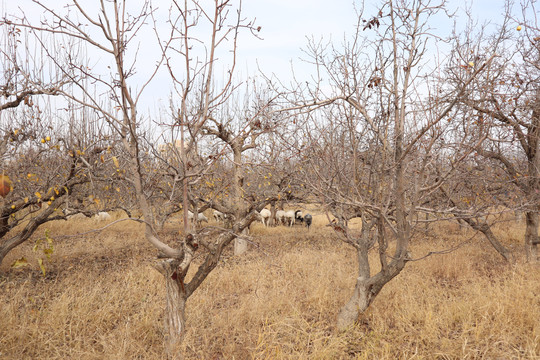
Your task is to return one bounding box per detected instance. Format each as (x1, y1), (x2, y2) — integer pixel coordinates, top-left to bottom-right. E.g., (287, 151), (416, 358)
(304, 213), (313, 230)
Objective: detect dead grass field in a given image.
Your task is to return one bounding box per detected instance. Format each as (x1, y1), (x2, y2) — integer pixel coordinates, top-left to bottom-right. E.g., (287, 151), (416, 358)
(0, 212), (539, 359)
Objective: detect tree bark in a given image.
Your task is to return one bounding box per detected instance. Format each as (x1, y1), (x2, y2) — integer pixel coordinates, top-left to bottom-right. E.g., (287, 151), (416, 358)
(232, 146), (247, 255)
(0, 198), (61, 267)
(478, 224), (513, 262)
(439, 186), (512, 262)
(337, 241), (372, 330)
(460, 217), (512, 262)
(270, 201), (277, 227)
(524, 211), (539, 261)
(336, 258), (408, 330)
(336, 276), (372, 330)
(155, 260), (187, 358)
(234, 237), (247, 255)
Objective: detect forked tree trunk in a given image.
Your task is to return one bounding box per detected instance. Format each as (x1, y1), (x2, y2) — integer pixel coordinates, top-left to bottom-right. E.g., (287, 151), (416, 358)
(335, 209), (409, 330)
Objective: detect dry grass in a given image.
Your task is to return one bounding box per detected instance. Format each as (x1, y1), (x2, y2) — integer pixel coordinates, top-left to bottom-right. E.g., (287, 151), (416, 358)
(1, 212), (539, 359)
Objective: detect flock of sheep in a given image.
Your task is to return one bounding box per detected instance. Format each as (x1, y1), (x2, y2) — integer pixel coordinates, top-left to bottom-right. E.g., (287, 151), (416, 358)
(258, 209), (313, 229)
(65, 207), (313, 230)
(188, 209), (313, 229)
(211, 208), (313, 229)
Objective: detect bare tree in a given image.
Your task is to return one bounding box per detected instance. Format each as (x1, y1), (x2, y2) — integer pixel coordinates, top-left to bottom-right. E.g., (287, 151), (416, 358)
(6, 0), (268, 352)
(200, 81), (279, 253)
(278, 0), (496, 329)
(446, 0), (540, 260)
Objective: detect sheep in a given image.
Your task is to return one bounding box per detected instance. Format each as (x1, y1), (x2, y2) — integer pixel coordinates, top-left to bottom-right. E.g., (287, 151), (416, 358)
(213, 209), (233, 227)
(275, 210), (286, 226)
(294, 210), (304, 225)
(198, 213), (209, 224)
(259, 208), (271, 227)
(63, 208), (75, 217)
(213, 210), (225, 223)
(284, 210), (295, 227)
(304, 214), (313, 230)
(94, 211), (112, 222)
(187, 211), (208, 227)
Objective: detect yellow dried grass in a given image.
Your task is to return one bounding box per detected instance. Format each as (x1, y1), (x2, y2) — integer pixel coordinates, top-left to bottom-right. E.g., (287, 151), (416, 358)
(0, 215), (538, 359)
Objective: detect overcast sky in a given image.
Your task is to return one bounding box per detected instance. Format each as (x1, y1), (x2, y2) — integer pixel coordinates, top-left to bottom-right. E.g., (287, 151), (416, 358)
(238, 0), (507, 80)
(1, 0), (515, 114)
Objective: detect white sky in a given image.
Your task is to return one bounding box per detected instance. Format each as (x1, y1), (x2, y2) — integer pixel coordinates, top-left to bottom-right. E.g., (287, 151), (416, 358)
(1, 0), (515, 114)
(239, 0), (361, 76)
(237, 0), (509, 79)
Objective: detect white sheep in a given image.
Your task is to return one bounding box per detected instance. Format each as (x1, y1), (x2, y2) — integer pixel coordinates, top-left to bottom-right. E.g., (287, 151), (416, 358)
(283, 210), (296, 227)
(188, 210), (208, 227)
(275, 210), (286, 226)
(213, 210), (225, 223)
(94, 211), (112, 222)
(259, 208), (271, 227)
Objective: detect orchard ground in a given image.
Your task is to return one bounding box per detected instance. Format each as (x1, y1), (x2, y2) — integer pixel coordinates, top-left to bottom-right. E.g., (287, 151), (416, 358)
(0, 208), (539, 359)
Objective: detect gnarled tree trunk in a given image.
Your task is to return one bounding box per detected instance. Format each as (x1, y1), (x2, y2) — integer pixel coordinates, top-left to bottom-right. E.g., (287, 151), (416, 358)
(154, 259), (187, 357)
(337, 276), (372, 330)
(337, 240), (372, 330)
(336, 214), (408, 330)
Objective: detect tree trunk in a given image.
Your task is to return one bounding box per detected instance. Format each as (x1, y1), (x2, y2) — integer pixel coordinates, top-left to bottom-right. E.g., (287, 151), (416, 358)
(0, 235), (23, 267)
(524, 211), (539, 261)
(440, 187), (512, 262)
(336, 276), (372, 330)
(479, 224), (513, 262)
(0, 201), (59, 267)
(155, 260), (187, 358)
(270, 201), (277, 227)
(337, 242), (372, 330)
(460, 217), (512, 262)
(232, 146), (247, 255)
(234, 236), (248, 255)
(525, 97), (540, 262)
